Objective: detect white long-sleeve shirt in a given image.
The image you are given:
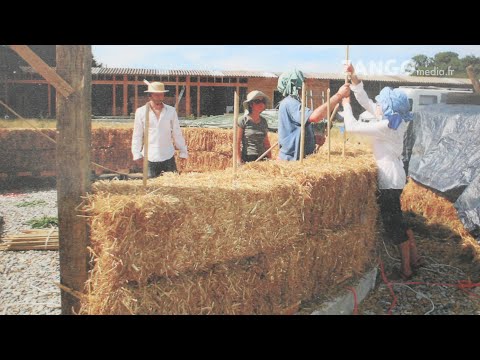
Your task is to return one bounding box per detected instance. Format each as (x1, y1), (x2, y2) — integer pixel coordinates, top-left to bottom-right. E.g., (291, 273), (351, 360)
(131, 103), (188, 162)
(344, 82), (407, 189)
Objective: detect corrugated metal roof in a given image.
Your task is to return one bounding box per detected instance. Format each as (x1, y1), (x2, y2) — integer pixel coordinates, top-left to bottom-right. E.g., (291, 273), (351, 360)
(305, 72), (471, 85)
(19, 66), (472, 85)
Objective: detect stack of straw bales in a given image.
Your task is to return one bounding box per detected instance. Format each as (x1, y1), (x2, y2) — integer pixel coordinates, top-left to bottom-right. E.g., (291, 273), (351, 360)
(0, 129), (57, 174)
(0, 127), (278, 177)
(401, 179), (480, 262)
(80, 143), (378, 315)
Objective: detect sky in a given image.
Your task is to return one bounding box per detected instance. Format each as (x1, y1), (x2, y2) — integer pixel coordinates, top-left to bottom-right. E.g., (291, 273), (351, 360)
(92, 45), (480, 76)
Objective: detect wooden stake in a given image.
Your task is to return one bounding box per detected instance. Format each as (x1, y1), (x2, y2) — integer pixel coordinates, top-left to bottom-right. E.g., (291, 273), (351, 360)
(300, 85), (307, 162)
(143, 103), (150, 187)
(56, 45), (91, 315)
(343, 45), (350, 158)
(232, 91), (239, 175)
(327, 88), (331, 162)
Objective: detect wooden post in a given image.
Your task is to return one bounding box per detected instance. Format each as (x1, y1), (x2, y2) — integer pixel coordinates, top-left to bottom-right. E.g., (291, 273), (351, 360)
(143, 103), (150, 187)
(343, 45), (350, 158)
(197, 84), (201, 117)
(300, 85), (306, 162)
(186, 76), (191, 117)
(310, 89), (314, 109)
(232, 91), (239, 175)
(327, 88), (331, 162)
(47, 84), (51, 117)
(112, 81), (116, 116)
(175, 84), (179, 112)
(466, 65), (480, 94)
(56, 45), (91, 315)
(123, 75), (128, 116)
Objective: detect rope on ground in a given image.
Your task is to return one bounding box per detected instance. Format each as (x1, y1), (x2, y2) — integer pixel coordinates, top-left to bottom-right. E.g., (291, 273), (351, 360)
(346, 287), (359, 315)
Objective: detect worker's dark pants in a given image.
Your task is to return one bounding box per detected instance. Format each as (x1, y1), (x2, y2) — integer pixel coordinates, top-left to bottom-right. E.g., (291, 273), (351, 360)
(148, 156), (177, 178)
(378, 189), (408, 245)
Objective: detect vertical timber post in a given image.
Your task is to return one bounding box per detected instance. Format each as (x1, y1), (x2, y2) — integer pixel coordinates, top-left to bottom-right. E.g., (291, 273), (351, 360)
(56, 45), (92, 314)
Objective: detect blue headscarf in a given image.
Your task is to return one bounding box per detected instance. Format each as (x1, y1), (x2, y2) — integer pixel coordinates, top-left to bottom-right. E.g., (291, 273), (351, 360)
(375, 87), (414, 130)
(277, 69), (305, 99)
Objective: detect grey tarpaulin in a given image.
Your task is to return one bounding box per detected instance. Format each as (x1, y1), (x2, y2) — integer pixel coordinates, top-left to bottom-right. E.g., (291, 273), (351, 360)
(406, 104), (480, 239)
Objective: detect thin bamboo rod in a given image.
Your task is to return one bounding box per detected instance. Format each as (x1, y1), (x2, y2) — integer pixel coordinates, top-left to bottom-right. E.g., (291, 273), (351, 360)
(299, 85), (307, 162)
(143, 103), (150, 187)
(232, 91), (239, 176)
(344, 45), (350, 158)
(255, 142), (278, 162)
(327, 88), (331, 162)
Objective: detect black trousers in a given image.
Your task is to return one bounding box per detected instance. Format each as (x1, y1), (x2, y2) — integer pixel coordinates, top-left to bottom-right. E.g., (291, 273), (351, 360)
(377, 189), (408, 245)
(242, 154), (268, 163)
(148, 156), (177, 178)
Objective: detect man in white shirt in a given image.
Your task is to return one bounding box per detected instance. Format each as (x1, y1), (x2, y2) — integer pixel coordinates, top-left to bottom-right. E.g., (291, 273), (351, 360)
(342, 64), (424, 281)
(131, 82), (188, 177)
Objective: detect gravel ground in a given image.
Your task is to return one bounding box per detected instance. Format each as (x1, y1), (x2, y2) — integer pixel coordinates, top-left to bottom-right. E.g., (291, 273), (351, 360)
(1, 179), (479, 315)
(0, 179), (60, 315)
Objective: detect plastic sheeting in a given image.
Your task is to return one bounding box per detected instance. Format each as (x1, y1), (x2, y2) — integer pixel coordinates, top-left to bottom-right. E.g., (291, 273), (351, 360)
(407, 104), (480, 239)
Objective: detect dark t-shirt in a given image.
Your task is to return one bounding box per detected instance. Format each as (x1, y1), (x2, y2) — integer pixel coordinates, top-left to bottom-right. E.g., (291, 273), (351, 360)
(237, 114), (269, 159)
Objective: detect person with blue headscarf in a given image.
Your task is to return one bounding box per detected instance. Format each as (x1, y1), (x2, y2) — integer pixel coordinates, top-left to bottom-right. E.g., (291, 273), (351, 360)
(342, 63), (424, 281)
(277, 69), (351, 161)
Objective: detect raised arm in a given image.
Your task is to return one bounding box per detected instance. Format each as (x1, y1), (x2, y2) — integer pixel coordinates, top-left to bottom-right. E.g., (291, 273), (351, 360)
(308, 84), (350, 123)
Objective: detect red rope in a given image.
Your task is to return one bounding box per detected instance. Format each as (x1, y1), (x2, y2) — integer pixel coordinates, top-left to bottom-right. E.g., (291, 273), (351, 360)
(347, 287), (359, 315)
(378, 260), (480, 314)
(379, 260), (398, 315)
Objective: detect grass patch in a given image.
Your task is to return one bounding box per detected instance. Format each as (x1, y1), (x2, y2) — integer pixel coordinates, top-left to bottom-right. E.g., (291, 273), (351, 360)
(26, 216), (58, 229)
(15, 200), (48, 208)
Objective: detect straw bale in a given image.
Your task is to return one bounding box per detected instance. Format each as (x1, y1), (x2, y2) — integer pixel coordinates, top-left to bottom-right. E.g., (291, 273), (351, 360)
(401, 179), (480, 261)
(175, 151), (232, 173)
(81, 221), (376, 315)
(242, 150), (378, 231)
(85, 169), (306, 284)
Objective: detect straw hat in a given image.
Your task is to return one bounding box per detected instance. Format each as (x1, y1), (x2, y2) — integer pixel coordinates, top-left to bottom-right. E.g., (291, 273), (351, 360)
(144, 81), (169, 93)
(243, 90), (269, 110)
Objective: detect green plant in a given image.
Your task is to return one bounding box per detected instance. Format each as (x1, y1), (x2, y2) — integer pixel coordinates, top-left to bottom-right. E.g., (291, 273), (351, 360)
(15, 200), (48, 208)
(26, 216), (58, 229)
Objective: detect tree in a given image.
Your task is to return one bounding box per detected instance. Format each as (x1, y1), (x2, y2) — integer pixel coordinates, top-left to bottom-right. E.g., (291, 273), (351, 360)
(92, 54), (103, 67)
(409, 51), (480, 78)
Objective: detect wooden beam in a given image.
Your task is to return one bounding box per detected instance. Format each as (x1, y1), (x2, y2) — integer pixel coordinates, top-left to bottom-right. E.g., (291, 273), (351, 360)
(197, 84), (201, 117)
(56, 45), (92, 315)
(112, 81), (116, 116)
(8, 45), (75, 98)
(47, 84), (51, 117)
(123, 75), (128, 116)
(186, 76), (191, 117)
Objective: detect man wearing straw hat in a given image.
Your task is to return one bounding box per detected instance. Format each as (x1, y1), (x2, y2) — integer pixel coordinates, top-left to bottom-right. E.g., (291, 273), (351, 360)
(341, 63), (424, 281)
(131, 81), (188, 177)
(277, 69), (350, 161)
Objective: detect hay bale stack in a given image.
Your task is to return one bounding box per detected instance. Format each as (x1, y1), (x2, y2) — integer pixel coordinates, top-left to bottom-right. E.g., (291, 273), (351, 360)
(0, 127), (278, 177)
(0, 129), (56, 174)
(81, 147), (378, 314)
(401, 179), (480, 262)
